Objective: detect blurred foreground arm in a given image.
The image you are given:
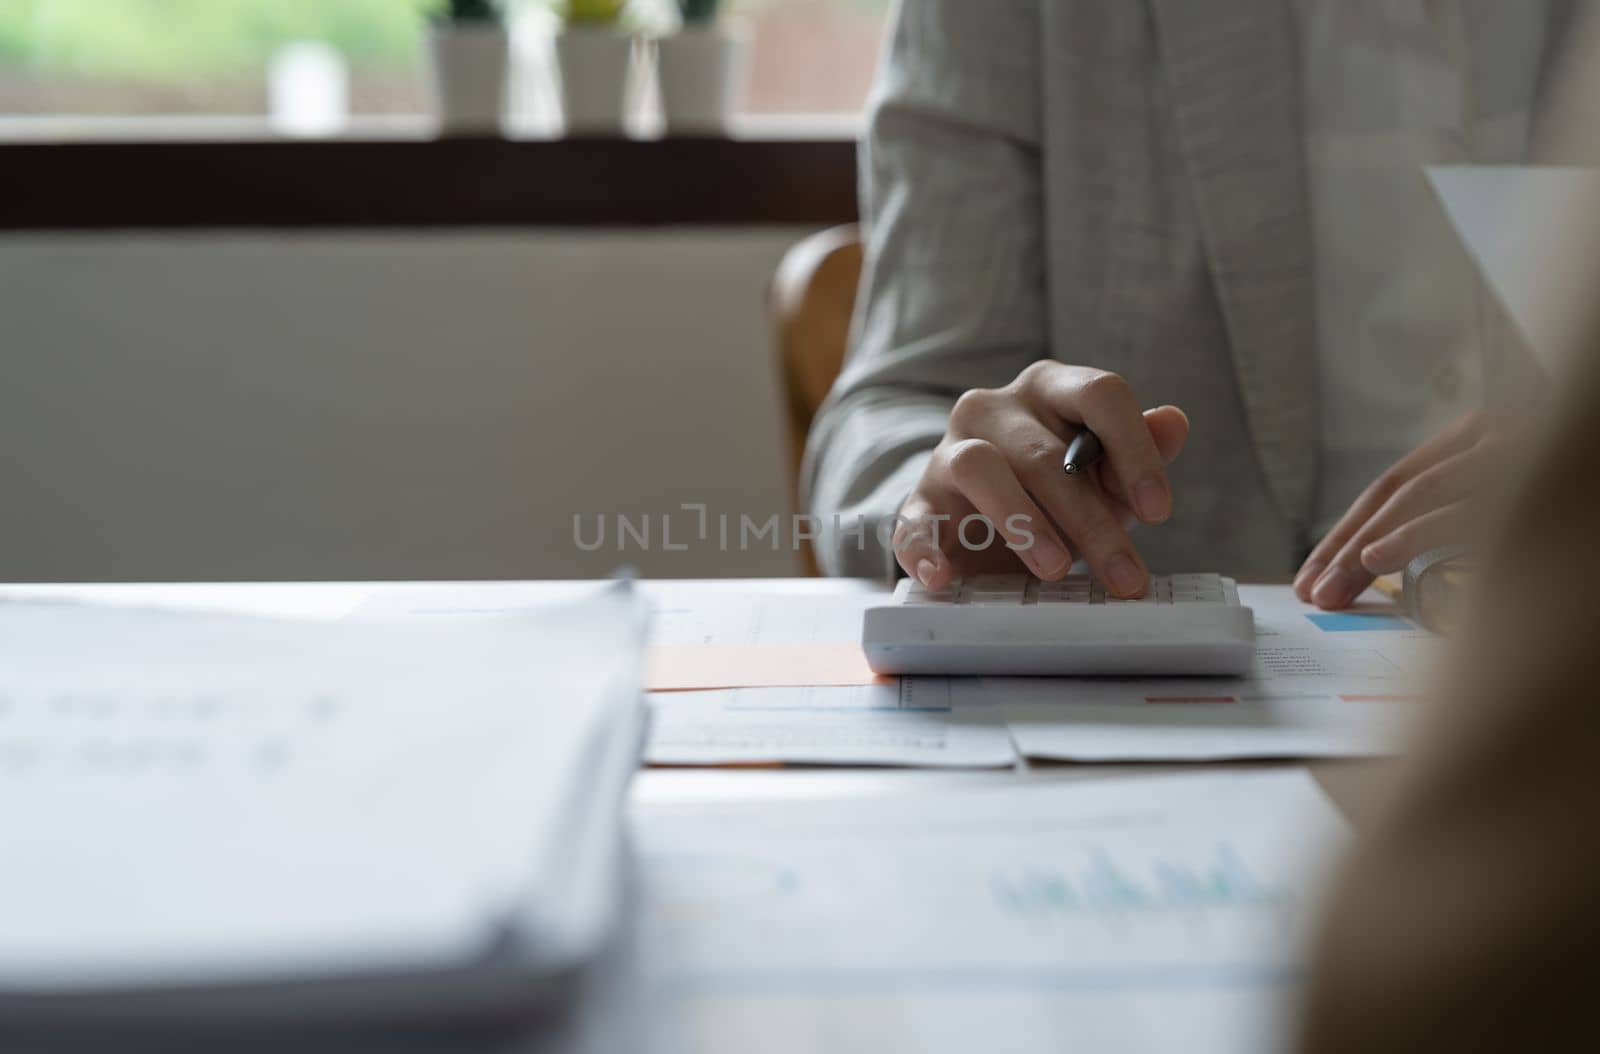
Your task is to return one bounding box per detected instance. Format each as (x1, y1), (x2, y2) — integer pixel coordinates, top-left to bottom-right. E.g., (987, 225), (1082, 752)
(1300, 344), (1600, 1050)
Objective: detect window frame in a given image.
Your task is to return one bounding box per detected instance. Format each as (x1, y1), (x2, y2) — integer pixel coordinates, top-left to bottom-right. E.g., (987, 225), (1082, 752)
(0, 134), (860, 228)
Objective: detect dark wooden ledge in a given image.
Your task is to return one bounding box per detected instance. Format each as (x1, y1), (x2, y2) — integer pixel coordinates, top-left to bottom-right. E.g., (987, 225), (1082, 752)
(0, 136), (859, 229)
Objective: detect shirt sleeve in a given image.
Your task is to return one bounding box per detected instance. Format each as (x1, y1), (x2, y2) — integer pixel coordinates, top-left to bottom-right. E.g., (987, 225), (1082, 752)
(800, 0), (1048, 579)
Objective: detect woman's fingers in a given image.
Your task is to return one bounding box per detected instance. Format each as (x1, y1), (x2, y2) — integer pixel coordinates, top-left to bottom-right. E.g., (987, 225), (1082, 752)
(942, 438), (1075, 580)
(1049, 470), (1150, 596)
(1143, 405), (1192, 463)
(1020, 364), (1175, 525)
(892, 496), (956, 589)
(1296, 413), (1487, 601)
(1099, 405), (1190, 503)
(1308, 449), (1478, 609)
(896, 434), (1077, 587)
(1297, 470), (1412, 602)
(899, 365), (1194, 594)
(998, 420), (1149, 597)
(1360, 503), (1468, 575)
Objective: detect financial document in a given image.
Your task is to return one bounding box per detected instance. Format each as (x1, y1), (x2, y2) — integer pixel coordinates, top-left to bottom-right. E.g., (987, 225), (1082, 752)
(647, 679), (1016, 768)
(357, 583), (1428, 765)
(634, 769), (1348, 1054)
(998, 587), (1432, 761)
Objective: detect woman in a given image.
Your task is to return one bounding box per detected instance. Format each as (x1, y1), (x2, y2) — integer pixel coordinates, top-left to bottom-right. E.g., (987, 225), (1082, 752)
(803, 0), (1572, 606)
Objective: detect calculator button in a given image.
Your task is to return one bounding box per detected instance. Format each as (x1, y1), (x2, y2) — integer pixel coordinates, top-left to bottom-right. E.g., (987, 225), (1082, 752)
(1169, 574), (1223, 591)
(968, 575), (1028, 595)
(962, 575), (1028, 606)
(905, 579), (962, 604)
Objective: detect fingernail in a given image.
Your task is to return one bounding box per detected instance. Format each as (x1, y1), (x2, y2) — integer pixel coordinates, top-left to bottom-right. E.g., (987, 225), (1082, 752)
(915, 559), (939, 588)
(1311, 567), (1353, 609)
(1294, 560), (1325, 596)
(1105, 553), (1146, 598)
(1134, 479), (1171, 523)
(1031, 534), (1070, 576)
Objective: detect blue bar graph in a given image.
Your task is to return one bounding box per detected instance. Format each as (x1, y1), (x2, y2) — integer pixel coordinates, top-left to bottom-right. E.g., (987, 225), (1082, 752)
(989, 843), (1283, 917)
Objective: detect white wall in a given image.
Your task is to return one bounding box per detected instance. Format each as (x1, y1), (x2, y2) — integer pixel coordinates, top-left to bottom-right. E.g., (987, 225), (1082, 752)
(0, 230), (812, 581)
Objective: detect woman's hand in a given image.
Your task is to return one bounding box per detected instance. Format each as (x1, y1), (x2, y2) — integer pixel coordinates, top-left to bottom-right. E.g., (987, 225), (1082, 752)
(1295, 412), (1504, 610)
(893, 362), (1190, 598)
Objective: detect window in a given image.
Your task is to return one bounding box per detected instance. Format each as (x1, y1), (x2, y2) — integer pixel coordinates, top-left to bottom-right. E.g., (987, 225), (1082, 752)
(0, 0), (435, 118)
(738, 0), (886, 117)
(0, 0), (889, 130)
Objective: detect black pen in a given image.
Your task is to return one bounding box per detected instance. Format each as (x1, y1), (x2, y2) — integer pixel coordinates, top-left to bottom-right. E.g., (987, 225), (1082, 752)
(1062, 428), (1104, 476)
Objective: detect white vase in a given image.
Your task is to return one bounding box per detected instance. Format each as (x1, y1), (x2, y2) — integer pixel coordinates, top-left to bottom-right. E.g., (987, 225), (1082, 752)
(656, 23), (748, 134)
(426, 21), (510, 136)
(556, 28), (635, 136)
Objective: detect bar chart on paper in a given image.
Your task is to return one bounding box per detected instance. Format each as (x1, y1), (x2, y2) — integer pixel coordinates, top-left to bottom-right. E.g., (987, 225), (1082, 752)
(642, 831), (1307, 988)
(988, 842), (1285, 920)
(638, 771), (1338, 985)
(637, 770), (1345, 1054)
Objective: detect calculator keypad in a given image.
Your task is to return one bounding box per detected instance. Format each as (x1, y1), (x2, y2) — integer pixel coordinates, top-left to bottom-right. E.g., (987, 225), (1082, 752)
(903, 573), (1227, 606)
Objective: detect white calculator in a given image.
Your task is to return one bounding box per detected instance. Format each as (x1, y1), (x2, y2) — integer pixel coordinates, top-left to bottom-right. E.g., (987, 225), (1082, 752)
(862, 573), (1255, 676)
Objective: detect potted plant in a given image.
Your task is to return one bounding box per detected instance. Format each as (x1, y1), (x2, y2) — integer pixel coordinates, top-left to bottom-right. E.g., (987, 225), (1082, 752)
(555, 0), (635, 135)
(656, 0), (748, 134)
(426, 0), (510, 136)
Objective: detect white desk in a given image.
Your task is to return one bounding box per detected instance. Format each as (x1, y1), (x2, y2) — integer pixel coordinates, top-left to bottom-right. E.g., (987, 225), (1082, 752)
(0, 578), (1378, 1054)
(0, 579), (1374, 817)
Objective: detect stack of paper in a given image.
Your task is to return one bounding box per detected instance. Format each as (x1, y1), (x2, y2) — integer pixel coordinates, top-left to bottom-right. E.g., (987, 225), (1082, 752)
(0, 584), (649, 1030)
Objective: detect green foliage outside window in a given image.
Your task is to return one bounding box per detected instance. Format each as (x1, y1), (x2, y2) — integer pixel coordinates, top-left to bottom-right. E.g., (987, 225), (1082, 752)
(0, 0), (892, 78)
(560, 0), (626, 24)
(0, 0), (437, 75)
